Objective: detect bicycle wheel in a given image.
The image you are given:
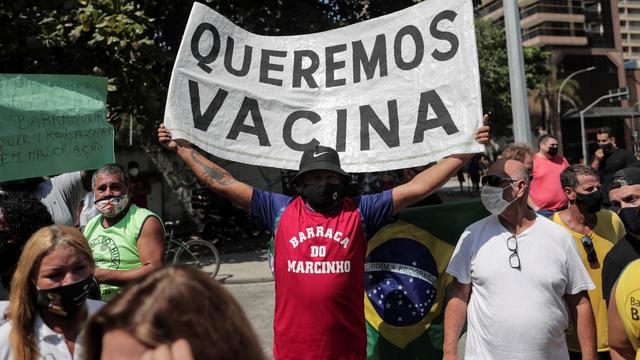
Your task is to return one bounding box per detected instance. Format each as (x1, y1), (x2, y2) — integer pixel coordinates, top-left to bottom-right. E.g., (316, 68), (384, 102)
(173, 239), (221, 277)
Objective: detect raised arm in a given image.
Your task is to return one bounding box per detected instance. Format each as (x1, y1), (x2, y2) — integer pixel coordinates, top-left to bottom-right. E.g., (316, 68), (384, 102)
(443, 279), (472, 360)
(158, 123), (253, 212)
(94, 216), (165, 286)
(566, 291), (597, 360)
(391, 119), (490, 214)
(590, 149), (604, 169)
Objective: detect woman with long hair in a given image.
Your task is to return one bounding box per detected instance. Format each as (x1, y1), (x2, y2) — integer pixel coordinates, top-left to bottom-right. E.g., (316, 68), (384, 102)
(0, 225), (101, 360)
(84, 265), (266, 360)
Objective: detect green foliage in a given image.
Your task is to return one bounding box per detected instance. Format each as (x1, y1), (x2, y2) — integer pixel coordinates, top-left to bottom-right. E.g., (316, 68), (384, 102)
(475, 20), (512, 136)
(1, 0), (170, 149)
(475, 19), (552, 137)
(0, 0), (336, 148)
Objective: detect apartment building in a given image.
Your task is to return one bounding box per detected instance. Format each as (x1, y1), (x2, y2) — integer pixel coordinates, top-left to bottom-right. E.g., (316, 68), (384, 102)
(619, 0), (640, 61)
(476, 0), (631, 161)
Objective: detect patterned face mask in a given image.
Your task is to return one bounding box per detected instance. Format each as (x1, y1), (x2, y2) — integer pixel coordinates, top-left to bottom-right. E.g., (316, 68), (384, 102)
(36, 276), (96, 317)
(94, 195), (129, 218)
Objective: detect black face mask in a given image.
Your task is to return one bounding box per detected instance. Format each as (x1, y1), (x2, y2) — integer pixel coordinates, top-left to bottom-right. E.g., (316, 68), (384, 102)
(619, 207), (640, 235)
(547, 146), (558, 157)
(301, 183), (343, 212)
(599, 143), (614, 155)
(575, 191), (603, 213)
(36, 276), (95, 317)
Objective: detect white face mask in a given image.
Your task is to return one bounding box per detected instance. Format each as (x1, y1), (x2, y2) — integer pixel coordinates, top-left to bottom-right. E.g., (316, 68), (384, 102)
(480, 183), (519, 216)
(129, 168), (139, 177)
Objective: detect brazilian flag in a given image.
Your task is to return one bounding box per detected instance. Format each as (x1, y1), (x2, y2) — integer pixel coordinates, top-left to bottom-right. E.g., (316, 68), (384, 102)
(365, 198), (488, 359)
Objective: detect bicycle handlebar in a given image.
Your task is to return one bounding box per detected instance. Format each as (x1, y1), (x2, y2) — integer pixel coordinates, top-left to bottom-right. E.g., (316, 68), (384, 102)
(164, 220), (182, 228)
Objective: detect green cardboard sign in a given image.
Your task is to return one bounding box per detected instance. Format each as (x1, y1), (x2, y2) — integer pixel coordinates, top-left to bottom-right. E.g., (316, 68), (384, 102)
(0, 74), (114, 181)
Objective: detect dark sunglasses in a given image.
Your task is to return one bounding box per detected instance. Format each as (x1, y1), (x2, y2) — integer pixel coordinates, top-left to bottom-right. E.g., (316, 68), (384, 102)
(507, 235), (521, 269)
(482, 175), (519, 188)
(581, 236), (598, 265)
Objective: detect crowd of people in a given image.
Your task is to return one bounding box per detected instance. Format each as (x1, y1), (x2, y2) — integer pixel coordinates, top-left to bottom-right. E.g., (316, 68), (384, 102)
(444, 126), (639, 360)
(0, 117), (638, 360)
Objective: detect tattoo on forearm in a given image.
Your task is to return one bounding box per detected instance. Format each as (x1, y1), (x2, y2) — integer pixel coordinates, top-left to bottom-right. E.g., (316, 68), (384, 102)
(190, 150), (237, 186)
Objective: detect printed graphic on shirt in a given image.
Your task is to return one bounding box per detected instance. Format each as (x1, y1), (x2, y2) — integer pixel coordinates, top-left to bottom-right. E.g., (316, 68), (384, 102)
(287, 225), (353, 274)
(288, 225), (351, 249)
(88, 235), (120, 269)
(626, 288), (640, 321)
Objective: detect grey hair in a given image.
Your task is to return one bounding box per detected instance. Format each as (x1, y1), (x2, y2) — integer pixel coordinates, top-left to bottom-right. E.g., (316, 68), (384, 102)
(91, 163), (131, 188)
(560, 165), (599, 190)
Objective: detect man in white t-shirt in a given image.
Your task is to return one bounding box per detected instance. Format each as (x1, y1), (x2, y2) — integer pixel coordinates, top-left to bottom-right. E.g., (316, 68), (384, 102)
(443, 159), (597, 360)
(33, 172), (93, 226)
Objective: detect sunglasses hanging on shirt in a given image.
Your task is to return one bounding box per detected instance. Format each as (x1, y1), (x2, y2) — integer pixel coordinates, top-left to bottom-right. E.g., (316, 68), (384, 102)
(580, 235), (598, 265)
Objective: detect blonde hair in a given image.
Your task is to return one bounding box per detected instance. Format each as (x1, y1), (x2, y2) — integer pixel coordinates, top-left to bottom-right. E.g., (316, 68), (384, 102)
(84, 266), (266, 360)
(7, 225), (94, 360)
(501, 143), (533, 164)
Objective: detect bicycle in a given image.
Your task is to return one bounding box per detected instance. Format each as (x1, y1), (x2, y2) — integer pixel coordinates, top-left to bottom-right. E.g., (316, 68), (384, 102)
(165, 220), (221, 278)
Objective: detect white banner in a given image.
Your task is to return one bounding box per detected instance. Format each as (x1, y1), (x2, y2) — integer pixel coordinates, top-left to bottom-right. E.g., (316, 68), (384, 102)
(165, 0), (483, 173)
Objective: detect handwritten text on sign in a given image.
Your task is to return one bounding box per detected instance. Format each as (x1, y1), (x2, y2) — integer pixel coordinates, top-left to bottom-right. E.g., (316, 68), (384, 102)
(0, 74), (114, 181)
(165, 0), (483, 172)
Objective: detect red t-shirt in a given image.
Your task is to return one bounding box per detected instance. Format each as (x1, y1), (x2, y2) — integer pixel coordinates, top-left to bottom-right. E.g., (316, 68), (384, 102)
(251, 190), (392, 360)
(529, 154), (569, 211)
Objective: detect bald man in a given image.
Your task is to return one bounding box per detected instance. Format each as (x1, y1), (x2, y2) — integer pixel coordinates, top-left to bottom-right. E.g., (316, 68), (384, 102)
(443, 160), (597, 360)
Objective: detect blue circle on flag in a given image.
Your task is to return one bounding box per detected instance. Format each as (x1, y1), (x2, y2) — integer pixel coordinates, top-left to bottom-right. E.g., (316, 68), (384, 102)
(365, 237), (438, 327)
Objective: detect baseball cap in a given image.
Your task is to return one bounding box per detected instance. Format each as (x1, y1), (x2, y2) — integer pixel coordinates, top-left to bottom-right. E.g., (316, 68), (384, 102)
(292, 145), (348, 181)
(610, 167), (640, 190)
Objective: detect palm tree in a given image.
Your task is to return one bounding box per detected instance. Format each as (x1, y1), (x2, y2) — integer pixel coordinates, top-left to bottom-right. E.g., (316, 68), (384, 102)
(528, 75), (581, 134)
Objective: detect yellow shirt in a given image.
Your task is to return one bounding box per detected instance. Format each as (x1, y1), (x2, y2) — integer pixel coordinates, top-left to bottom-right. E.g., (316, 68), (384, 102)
(552, 210), (626, 352)
(614, 259), (640, 356)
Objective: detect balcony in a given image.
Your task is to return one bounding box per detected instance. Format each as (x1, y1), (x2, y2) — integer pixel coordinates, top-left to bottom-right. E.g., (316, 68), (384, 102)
(522, 27), (588, 47)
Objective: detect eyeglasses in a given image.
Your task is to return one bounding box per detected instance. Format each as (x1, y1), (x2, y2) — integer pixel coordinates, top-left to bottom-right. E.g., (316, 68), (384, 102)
(581, 235), (598, 265)
(507, 235), (521, 269)
(482, 175), (520, 187)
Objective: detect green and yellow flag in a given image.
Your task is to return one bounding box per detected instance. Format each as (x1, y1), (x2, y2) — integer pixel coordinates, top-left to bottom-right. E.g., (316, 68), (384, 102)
(365, 198), (488, 359)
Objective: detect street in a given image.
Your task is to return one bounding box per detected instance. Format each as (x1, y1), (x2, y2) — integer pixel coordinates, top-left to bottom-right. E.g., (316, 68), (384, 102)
(226, 281), (275, 359)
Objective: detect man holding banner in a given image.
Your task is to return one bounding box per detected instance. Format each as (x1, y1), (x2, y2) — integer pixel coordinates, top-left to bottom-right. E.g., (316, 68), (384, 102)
(161, 0), (488, 358)
(158, 123), (488, 359)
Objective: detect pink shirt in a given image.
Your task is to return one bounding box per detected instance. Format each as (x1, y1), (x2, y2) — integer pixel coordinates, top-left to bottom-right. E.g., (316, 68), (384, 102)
(530, 154), (570, 211)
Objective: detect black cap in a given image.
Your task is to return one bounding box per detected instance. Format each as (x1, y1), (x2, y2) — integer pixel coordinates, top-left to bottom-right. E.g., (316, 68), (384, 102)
(292, 145), (348, 181)
(610, 167), (640, 189)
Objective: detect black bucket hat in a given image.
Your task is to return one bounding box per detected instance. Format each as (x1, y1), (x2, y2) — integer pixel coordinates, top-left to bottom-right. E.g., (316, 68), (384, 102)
(292, 145), (349, 182)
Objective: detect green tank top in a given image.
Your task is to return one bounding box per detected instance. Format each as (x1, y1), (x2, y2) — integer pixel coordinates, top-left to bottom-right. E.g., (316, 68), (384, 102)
(83, 204), (161, 301)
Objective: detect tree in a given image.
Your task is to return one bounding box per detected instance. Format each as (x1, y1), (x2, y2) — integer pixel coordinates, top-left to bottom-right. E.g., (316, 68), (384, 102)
(474, 19), (552, 138)
(528, 76), (581, 135)
(0, 0), (338, 148)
